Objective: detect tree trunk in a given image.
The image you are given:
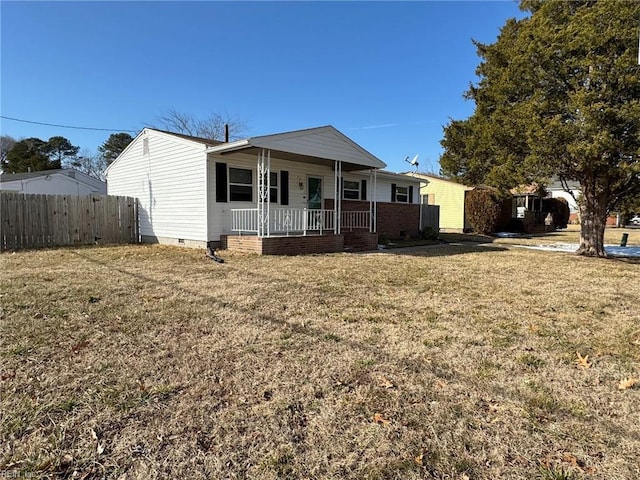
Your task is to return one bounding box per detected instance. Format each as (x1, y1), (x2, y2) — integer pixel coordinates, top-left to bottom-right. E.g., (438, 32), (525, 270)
(576, 185), (608, 257)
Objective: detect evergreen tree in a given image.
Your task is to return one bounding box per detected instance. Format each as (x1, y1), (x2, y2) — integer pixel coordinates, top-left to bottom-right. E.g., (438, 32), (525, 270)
(98, 133), (134, 165)
(441, 0), (640, 257)
(4, 138), (57, 173)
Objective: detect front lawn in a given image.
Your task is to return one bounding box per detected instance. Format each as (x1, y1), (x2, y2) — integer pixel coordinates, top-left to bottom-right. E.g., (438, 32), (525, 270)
(1, 244), (639, 479)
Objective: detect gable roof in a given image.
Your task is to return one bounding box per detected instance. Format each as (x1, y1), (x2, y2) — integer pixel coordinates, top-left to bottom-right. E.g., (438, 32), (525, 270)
(404, 172), (473, 189)
(0, 169), (66, 182)
(207, 125), (386, 170)
(105, 128), (222, 174)
(152, 129), (224, 147)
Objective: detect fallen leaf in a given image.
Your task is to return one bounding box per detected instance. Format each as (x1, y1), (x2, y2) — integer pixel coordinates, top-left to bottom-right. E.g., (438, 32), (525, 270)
(71, 341), (90, 353)
(89, 428), (98, 441)
(378, 375), (395, 389)
(97, 443), (105, 455)
(575, 351), (591, 369)
(618, 377), (639, 390)
(372, 413), (391, 425)
(414, 454), (423, 466)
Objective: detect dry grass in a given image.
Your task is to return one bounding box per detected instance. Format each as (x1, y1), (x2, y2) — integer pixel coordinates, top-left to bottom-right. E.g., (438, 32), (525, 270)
(1, 241), (639, 479)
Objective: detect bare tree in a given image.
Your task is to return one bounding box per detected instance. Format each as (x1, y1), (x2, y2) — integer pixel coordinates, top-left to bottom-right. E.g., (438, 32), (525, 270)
(154, 108), (247, 141)
(66, 148), (108, 181)
(1, 135), (17, 169)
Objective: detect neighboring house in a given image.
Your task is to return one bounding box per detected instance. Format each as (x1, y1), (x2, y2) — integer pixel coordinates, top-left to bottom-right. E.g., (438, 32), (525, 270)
(106, 126), (421, 255)
(405, 172), (473, 232)
(0, 169), (106, 195)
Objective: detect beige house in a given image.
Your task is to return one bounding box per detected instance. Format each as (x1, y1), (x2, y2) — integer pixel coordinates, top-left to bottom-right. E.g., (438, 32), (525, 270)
(405, 173), (473, 232)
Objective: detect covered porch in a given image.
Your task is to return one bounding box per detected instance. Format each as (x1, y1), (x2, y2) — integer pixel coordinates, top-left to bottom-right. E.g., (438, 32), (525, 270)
(206, 126), (385, 254)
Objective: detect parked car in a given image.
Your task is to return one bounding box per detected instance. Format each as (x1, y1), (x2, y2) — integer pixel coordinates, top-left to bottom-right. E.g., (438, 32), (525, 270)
(630, 215), (640, 225)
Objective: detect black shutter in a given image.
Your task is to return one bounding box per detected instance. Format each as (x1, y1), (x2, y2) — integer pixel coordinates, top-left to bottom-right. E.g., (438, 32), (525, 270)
(215, 162), (227, 202)
(409, 185), (414, 203)
(391, 183), (396, 202)
(281, 170), (289, 206)
(361, 179), (367, 201)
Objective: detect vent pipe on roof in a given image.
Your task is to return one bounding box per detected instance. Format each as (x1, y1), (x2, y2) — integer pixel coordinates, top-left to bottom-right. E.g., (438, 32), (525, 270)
(224, 124), (229, 143)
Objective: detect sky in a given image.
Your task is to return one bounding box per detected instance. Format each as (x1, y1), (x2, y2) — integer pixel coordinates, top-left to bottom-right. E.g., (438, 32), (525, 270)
(1, 1), (526, 173)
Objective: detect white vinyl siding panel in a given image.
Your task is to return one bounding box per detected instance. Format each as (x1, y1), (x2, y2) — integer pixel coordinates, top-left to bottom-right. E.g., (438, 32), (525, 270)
(349, 172), (420, 204)
(252, 130), (382, 168)
(107, 131), (207, 242)
(0, 174), (105, 195)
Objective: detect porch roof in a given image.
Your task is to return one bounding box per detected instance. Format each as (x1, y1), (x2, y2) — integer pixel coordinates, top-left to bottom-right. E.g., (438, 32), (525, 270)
(206, 125), (386, 171)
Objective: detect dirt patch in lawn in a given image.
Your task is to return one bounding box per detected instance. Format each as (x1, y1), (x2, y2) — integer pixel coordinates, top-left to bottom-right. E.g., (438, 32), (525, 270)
(1, 244), (639, 479)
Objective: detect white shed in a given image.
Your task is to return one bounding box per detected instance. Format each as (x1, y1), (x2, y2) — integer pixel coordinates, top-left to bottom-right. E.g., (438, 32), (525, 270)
(0, 169), (106, 195)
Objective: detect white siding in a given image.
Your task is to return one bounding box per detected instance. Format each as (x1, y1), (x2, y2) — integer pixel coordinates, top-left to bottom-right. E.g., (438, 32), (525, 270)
(253, 128), (384, 168)
(350, 172), (420, 203)
(0, 172), (106, 195)
(107, 130), (208, 242)
(207, 152), (337, 241)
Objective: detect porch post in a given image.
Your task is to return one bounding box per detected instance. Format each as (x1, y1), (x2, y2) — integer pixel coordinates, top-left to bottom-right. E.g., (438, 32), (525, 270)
(372, 169), (377, 233)
(257, 149), (271, 237)
(334, 160), (342, 235)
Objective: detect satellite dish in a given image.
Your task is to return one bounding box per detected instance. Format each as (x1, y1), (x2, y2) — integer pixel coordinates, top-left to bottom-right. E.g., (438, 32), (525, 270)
(404, 154), (419, 170)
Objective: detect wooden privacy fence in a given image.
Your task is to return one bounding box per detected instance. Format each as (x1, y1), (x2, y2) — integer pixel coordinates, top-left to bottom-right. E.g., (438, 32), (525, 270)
(421, 204), (440, 231)
(0, 193), (138, 251)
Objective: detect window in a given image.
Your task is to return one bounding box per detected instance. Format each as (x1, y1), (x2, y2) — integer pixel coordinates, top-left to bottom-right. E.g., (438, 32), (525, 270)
(395, 185), (409, 203)
(229, 167), (253, 202)
(270, 172), (278, 203)
(342, 178), (367, 200)
(343, 180), (360, 200)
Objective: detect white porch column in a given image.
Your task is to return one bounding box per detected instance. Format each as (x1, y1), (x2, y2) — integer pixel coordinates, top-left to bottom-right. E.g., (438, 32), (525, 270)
(257, 149), (271, 237)
(334, 160), (342, 235)
(372, 169), (377, 233)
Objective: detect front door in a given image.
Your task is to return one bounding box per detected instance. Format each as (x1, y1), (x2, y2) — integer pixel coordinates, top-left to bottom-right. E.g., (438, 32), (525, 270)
(307, 177), (323, 231)
(307, 177), (322, 209)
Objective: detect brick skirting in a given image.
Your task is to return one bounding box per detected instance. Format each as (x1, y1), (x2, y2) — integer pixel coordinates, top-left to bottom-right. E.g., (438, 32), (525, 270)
(223, 234), (344, 255)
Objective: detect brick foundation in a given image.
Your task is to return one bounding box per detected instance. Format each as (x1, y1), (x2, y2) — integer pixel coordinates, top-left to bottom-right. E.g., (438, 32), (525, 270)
(342, 231), (378, 251)
(376, 202), (420, 239)
(224, 234), (344, 255)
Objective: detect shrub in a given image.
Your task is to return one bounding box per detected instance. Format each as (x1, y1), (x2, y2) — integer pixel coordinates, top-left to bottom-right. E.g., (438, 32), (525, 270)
(542, 197), (570, 229)
(420, 225), (439, 240)
(465, 188), (509, 234)
(378, 233), (390, 245)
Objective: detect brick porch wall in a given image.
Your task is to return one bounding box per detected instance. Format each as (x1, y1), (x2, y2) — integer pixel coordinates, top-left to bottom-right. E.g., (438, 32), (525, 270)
(223, 234), (344, 255)
(376, 202), (420, 239)
(324, 199), (420, 240)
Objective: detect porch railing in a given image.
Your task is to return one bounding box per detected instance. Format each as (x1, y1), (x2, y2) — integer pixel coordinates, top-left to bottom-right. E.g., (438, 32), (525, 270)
(230, 208), (371, 236)
(341, 210), (370, 230)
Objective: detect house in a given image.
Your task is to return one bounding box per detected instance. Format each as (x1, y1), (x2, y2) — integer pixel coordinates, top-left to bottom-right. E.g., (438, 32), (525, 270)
(105, 126), (421, 255)
(404, 172), (473, 232)
(0, 169), (107, 195)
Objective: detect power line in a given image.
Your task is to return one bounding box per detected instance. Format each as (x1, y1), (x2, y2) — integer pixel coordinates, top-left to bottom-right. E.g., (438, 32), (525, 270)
(0, 115), (138, 133)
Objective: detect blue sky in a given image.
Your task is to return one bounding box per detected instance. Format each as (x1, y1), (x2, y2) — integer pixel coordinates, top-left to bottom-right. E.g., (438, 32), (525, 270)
(1, 1), (526, 173)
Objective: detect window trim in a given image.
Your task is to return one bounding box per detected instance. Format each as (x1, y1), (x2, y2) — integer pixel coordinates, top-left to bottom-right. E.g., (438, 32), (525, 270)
(228, 166), (254, 202)
(394, 185), (409, 203)
(342, 179), (361, 200)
